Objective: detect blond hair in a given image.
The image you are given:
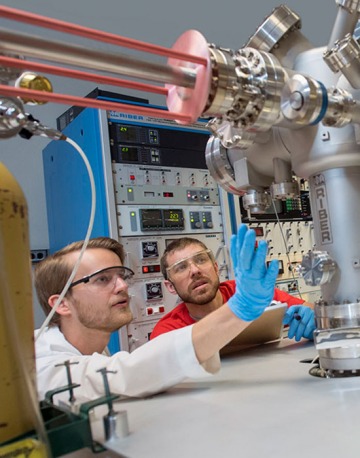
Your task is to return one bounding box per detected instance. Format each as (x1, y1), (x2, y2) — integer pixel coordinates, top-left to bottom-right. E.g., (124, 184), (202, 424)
(34, 237), (125, 326)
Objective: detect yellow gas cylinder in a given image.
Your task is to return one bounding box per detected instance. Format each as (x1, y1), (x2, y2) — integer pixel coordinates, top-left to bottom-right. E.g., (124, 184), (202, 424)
(0, 162), (42, 445)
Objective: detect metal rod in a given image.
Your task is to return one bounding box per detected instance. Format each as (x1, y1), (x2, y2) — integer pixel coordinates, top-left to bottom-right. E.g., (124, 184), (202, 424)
(0, 56), (168, 96)
(0, 6), (207, 66)
(0, 84), (193, 123)
(327, 6), (359, 50)
(54, 360), (79, 404)
(0, 28), (196, 88)
(97, 368), (116, 413)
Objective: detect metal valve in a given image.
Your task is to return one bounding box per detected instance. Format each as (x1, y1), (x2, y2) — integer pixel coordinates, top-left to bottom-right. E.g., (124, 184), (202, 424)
(300, 250), (337, 286)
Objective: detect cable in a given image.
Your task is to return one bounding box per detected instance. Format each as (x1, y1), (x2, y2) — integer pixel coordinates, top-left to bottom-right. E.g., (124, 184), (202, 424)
(35, 136), (96, 340)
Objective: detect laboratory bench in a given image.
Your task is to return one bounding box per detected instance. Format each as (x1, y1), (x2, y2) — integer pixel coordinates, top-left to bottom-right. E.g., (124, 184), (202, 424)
(91, 339), (360, 458)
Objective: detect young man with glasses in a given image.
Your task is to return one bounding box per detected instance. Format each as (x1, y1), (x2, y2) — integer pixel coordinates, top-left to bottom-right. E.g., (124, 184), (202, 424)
(34, 226), (278, 403)
(150, 236), (315, 343)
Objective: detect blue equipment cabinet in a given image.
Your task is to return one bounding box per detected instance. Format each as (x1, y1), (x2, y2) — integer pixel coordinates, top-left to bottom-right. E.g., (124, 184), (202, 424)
(42, 90), (231, 354)
(43, 108), (110, 251)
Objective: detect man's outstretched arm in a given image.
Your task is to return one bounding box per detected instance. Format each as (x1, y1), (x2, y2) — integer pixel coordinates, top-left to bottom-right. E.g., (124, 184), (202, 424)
(192, 224), (279, 363)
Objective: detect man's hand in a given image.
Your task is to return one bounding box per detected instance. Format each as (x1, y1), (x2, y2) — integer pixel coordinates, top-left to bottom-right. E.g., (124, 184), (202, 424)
(228, 224), (279, 321)
(283, 305), (316, 341)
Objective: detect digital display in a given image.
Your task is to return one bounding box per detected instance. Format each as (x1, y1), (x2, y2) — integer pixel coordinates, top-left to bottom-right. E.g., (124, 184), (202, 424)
(163, 209), (184, 229)
(140, 209), (184, 231)
(120, 145), (138, 162)
(140, 209), (163, 230)
(118, 125), (138, 142)
(142, 265), (161, 273)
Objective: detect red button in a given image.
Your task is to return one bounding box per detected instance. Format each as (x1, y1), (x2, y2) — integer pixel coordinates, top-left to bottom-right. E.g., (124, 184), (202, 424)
(159, 306), (165, 313)
(147, 307), (153, 315)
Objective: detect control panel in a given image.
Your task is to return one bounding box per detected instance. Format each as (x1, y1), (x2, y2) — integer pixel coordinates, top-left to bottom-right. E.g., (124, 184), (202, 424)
(107, 111), (230, 351)
(239, 178), (321, 303)
(248, 219), (321, 303)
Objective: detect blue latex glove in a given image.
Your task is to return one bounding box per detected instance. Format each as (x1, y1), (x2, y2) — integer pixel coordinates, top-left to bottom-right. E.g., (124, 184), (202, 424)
(228, 224), (279, 321)
(283, 305), (316, 341)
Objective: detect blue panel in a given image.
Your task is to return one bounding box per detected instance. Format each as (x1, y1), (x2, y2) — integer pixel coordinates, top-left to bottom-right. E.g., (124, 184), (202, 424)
(43, 107), (123, 352)
(43, 108), (109, 253)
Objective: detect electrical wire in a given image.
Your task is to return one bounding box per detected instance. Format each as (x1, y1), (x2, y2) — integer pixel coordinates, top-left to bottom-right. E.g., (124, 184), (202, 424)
(35, 136), (96, 340)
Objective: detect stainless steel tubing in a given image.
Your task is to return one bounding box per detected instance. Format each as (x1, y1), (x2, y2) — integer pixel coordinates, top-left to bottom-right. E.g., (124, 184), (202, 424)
(0, 28), (197, 88)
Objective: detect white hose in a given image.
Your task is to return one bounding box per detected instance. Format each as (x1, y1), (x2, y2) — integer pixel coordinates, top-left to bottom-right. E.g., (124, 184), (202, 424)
(36, 136), (96, 340)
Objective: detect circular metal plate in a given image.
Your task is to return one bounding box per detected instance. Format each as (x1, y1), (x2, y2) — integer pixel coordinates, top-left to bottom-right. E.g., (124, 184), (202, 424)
(166, 29), (211, 123)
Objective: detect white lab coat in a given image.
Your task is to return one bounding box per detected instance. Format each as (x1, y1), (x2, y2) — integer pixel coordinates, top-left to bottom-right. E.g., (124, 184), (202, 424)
(35, 326), (220, 403)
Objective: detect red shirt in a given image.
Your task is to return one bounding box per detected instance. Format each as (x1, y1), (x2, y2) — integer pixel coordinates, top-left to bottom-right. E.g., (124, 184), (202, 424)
(150, 280), (304, 340)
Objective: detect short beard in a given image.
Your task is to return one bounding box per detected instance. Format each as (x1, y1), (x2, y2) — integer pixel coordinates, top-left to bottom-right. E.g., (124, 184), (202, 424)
(71, 296), (133, 332)
(173, 277), (220, 305)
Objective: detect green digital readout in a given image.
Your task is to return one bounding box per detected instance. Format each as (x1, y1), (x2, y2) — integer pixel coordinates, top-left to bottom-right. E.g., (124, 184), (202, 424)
(118, 125), (137, 142)
(163, 209), (184, 228)
(140, 209), (184, 231)
(120, 145), (138, 162)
